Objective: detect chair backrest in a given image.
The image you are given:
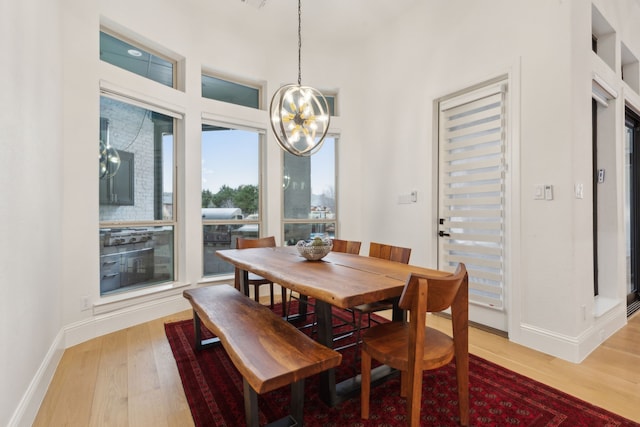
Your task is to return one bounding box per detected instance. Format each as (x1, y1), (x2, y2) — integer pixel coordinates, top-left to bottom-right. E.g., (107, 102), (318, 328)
(234, 237), (277, 288)
(236, 236), (276, 249)
(368, 242), (411, 264)
(399, 264), (468, 353)
(399, 263), (467, 314)
(331, 239), (362, 255)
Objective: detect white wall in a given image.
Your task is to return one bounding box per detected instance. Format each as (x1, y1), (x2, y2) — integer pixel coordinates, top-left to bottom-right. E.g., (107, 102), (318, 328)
(0, 0), (64, 425)
(4, 0), (640, 425)
(354, 0), (637, 361)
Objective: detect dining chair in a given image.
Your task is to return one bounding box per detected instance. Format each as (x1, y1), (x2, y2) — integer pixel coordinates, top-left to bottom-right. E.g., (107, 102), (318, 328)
(331, 238), (362, 255)
(235, 236), (287, 314)
(351, 242), (412, 336)
(360, 263), (469, 427)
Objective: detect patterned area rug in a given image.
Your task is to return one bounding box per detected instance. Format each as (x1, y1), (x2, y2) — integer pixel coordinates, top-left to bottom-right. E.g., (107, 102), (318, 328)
(166, 303), (638, 426)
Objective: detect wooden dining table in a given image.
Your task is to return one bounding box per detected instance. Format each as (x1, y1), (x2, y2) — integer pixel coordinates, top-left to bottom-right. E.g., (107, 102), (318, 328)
(216, 246), (451, 406)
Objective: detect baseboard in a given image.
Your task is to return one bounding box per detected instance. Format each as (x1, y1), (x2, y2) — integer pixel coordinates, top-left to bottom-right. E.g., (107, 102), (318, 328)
(7, 329), (65, 427)
(65, 292), (191, 347)
(515, 306), (627, 363)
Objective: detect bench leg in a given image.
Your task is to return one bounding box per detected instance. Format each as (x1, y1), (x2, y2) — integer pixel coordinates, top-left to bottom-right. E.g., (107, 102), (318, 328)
(193, 311), (220, 350)
(290, 379), (305, 427)
(243, 378), (306, 427)
(243, 378), (260, 427)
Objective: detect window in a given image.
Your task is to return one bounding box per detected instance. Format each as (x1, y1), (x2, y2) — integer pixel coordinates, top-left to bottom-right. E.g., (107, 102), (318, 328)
(282, 137), (337, 245)
(99, 96), (176, 295)
(202, 125), (262, 276)
(100, 31), (175, 88)
(201, 74), (260, 109)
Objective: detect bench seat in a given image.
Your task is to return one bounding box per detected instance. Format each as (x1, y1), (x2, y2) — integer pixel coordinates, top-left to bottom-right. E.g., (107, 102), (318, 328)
(183, 285), (342, 426)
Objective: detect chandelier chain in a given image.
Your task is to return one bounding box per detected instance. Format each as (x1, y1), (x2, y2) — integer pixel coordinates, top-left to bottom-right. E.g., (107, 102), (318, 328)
(297, 0), (302, 85)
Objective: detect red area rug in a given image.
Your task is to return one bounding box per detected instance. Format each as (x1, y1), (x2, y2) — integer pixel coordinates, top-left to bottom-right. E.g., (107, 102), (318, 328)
(166, 303), (638, 426)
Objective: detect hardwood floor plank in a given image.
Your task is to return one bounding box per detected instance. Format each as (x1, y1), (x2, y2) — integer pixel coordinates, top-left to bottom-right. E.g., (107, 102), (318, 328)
(33, 337), (102, 426)
(89, 330), (129, 426)
(148, 313), (195, 427)
(127, 322), (167, 427)
(33, 309), (640, 425)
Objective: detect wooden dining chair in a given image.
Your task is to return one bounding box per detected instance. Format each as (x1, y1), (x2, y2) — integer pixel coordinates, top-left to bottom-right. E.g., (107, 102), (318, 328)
(352, 242), (412, 333)
(235, 236), (287, 314)
(331, 238), (362, 255)
(360, 263), (469, 427)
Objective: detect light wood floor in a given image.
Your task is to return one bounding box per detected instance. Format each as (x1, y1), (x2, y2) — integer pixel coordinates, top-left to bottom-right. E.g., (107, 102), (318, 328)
(33, 299), (640, 426)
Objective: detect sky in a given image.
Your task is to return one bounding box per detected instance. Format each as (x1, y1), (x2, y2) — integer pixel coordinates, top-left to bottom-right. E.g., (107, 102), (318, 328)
(162, 128), (335, 196)
(200, 129), (335, 195)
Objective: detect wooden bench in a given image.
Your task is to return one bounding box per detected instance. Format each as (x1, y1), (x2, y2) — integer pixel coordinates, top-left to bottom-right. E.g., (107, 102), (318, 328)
(183, 285), (342, 427)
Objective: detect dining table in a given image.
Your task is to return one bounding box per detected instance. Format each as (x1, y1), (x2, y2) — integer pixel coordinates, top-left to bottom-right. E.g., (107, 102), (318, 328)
(216, 245), (451, 407)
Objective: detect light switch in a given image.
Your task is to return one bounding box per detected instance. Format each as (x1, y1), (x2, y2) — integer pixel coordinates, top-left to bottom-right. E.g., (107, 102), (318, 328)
(534, 185), (545, 200)
(544, 185), (553, 200)
(575, 183), (584, 199)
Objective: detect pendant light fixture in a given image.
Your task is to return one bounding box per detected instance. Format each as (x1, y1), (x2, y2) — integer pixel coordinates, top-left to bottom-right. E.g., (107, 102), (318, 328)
(269, 0), (330, 157)
(99, 141), (121, 179)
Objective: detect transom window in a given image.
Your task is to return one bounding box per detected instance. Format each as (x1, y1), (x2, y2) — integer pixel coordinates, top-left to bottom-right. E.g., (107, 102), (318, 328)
(100, 30), (175, 88)
(201, 74), (261, 109)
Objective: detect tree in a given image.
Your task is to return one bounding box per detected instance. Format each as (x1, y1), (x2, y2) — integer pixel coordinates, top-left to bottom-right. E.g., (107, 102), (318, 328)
(201, 189), (215, 208)
(211, 185), (235, 208)
(202, 184), (259, 215)
(234, 185), (258, 215)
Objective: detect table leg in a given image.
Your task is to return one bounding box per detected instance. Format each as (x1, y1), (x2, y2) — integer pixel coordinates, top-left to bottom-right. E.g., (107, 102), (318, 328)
(315, 300), (337, 405)
(316, 300), (402, 407)
(240, 269), (249, 298)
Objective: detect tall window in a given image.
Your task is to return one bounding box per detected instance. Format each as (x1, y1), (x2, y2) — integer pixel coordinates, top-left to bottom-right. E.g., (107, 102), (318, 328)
(99, 96), (176, 295)
(282, 137), (337, 245)
(202, 125), (262, 276)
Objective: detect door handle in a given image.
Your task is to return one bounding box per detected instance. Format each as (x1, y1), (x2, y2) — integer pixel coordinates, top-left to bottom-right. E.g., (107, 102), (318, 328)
(438, 230), (450, 237)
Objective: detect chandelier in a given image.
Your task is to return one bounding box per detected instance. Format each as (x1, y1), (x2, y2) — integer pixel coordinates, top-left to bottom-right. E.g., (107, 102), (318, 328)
(269, 0), (330, 157)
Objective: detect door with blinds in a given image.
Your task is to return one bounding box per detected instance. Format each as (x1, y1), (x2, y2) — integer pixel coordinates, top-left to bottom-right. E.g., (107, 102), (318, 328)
(437, 81), (508, 332)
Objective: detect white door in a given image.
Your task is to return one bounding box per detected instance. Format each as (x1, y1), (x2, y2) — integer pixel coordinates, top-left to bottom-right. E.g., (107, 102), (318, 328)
(437, 81), (508, 332)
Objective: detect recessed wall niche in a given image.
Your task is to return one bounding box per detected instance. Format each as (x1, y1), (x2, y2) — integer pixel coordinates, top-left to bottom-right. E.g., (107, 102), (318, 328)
(591, 4), (616, 72)
(621, 42), (639, 94)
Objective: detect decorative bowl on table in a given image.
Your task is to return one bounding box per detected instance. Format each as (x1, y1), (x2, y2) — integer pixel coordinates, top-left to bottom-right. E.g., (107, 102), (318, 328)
(296, 237), (333, 261)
